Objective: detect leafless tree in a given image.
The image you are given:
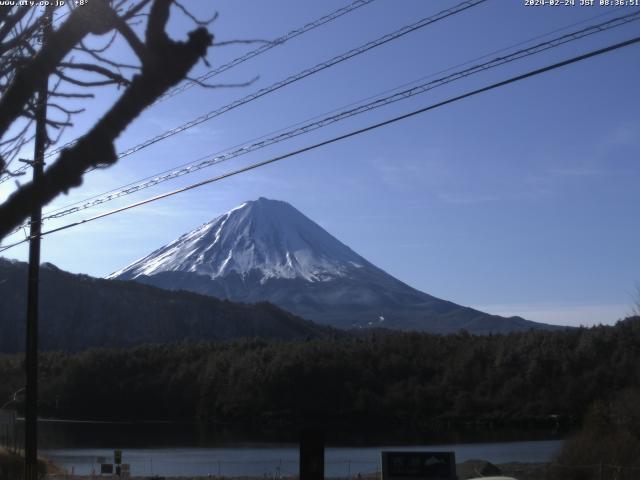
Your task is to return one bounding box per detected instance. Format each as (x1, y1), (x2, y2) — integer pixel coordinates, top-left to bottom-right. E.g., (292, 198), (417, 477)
(0, 0), (216, 240)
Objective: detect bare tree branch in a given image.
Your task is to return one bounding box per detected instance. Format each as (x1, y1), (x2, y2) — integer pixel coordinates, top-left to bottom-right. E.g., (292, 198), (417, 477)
(75, 41), (141, 71)
(121, 0), (154, 21)
(48, 91), (95, 99)
(47, 103), (85, 115)
(114, 18), (147, 62)
(0, 6), (29, 44)
(58, 62), (131, 86)
(0, 1), (119, 138)
(213, 39), (270, 47)
(173, 1), (218, 26)
(185, 74), (259, 90)
(82, 30), (117, 54)
(0, 1), (213, 239)
(54, 69), (122, 87)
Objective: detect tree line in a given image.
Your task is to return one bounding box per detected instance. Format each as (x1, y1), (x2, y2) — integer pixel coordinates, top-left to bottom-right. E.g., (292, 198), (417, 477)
(1, 317), (639, 431)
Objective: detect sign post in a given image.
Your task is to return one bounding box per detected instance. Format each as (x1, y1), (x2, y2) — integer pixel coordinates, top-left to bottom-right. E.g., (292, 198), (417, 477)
(300, 429), (324, 480)
(24, 10), (52, 480)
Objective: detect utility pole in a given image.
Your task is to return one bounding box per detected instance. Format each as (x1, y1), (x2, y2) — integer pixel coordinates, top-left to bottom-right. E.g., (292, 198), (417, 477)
(24, 9), (51, 480)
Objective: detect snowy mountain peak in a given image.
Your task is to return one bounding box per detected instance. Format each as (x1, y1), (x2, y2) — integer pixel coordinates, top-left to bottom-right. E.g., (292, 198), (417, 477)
(109, 198), (368, 283)
(107, 198), (557, 334)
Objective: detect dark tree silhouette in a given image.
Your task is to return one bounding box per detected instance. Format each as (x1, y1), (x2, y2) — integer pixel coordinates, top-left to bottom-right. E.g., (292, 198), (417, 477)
(0, 0), (215, 240)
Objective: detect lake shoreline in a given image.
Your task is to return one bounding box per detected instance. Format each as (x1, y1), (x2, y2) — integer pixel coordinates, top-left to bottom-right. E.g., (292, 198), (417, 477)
(32, 417), (566, 451)
(44, 460), (551, 480)
(41, 439), (561, 478)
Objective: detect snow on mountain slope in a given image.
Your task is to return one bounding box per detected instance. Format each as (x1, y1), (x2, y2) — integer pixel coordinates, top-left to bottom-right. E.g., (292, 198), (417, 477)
(109, 198), (368, 283)
(110, 197), (561, 333)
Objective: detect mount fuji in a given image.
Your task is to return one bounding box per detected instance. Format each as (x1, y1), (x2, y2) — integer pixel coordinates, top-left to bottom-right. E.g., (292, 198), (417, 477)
(109, 198), (555, 333)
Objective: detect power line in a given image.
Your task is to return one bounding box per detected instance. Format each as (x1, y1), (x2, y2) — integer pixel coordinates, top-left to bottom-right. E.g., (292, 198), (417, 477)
(41, 0), (487, 162)
(0, 0), (376, 184)
(16, 5), (634, 219)
(23, 10), (51, 480)
(34, 0), (383, 162)
(2, 33), (638, 253)
(22, 10), (640, 227)
(158, 0), (377, 102)
(0, 163), (28, 183)
(10, 2), (620, 188)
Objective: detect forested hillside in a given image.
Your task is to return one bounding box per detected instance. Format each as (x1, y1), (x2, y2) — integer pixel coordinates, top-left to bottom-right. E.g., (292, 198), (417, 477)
(1, 317), (638, 430)
(0, 258), (334, 352)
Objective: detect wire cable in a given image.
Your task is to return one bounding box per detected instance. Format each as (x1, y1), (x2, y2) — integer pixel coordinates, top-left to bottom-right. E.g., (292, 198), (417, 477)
(0, 0), (376, 184)
(0, 5), (627, 188)
(2, 33), (638, 253)
(158, 0), (377, 102)
(22, 10), (640, 228)
(40, 0), (488, 162)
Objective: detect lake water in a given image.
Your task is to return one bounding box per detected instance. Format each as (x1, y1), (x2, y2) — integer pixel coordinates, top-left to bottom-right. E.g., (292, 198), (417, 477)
(33, 420), (564, 477)
(42, 440), (563, 477)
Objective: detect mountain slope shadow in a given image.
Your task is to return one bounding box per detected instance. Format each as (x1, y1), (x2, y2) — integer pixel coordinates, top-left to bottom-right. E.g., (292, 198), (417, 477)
(0, 257), (334, 353)
(110, 197), (562, 334)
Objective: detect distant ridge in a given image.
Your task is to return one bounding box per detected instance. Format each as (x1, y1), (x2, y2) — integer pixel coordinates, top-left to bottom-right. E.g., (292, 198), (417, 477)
(0, 257), (333, 353)
(111, 198), (562, 334)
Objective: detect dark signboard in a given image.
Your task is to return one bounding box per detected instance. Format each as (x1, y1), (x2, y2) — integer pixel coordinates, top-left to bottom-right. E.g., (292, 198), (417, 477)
(381, 451), (456, 480)
(100, 463), (114, 475)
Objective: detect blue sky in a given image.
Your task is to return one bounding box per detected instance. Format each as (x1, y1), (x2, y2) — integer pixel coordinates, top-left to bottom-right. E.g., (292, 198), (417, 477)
(2, 0), (639, 326)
